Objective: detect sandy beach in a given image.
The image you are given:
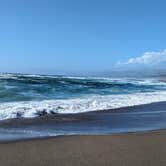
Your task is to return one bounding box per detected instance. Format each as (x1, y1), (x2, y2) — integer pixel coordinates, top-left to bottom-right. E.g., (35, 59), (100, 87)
(0, 130), (166, 166)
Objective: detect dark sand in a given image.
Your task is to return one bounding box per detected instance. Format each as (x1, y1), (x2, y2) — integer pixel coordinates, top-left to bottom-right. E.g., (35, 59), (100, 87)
(0, 131), (166, 166)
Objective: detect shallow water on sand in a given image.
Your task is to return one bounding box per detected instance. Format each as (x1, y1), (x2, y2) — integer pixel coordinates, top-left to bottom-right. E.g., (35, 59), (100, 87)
(1, 102), (166, 141)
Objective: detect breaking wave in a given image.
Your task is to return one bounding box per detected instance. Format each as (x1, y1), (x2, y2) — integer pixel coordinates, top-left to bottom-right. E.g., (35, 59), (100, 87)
(0, 91), (166, 120)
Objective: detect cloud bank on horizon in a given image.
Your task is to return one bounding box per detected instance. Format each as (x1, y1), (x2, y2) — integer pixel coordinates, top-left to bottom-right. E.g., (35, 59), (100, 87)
(116, 50), (166, 69)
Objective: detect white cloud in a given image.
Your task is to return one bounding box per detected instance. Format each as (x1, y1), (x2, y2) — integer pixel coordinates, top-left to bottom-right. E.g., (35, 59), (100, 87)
(117, 50), (166, 66)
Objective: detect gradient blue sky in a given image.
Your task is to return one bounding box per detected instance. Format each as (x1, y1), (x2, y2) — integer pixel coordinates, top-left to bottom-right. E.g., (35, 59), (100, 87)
(0, 0), (166, 74)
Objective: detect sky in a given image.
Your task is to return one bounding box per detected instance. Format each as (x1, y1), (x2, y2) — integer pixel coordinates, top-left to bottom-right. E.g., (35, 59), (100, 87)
(0, 0), (166, 75)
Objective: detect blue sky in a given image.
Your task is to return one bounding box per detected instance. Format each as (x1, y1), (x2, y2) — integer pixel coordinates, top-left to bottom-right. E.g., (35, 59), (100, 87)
(0, 0), (166, 74)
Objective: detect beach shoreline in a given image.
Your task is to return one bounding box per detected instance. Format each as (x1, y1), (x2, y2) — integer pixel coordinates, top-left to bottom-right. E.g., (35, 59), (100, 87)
(0, 130), (166, 166)
(1, 101), (166, 141)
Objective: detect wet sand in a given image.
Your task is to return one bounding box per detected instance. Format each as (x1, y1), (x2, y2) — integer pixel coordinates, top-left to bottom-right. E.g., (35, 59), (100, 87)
(0, 130), (166, 166)
(1, 101), (166, 141)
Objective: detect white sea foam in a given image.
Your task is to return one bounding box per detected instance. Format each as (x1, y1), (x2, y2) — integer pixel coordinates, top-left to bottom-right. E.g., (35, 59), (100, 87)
(0, 91), (166, 120)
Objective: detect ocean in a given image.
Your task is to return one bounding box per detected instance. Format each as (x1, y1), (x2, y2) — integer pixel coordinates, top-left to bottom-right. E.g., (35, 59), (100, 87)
(1, 73), (166, 141)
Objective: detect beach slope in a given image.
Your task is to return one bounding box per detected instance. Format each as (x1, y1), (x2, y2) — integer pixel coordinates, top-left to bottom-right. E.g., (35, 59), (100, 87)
(0, 131), (166, 166)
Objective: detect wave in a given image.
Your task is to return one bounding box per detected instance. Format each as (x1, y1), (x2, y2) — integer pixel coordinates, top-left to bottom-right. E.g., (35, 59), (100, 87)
(1, 73), (166, 85)
(0, 91), (166, 120)
(1, 74), (166, 103)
